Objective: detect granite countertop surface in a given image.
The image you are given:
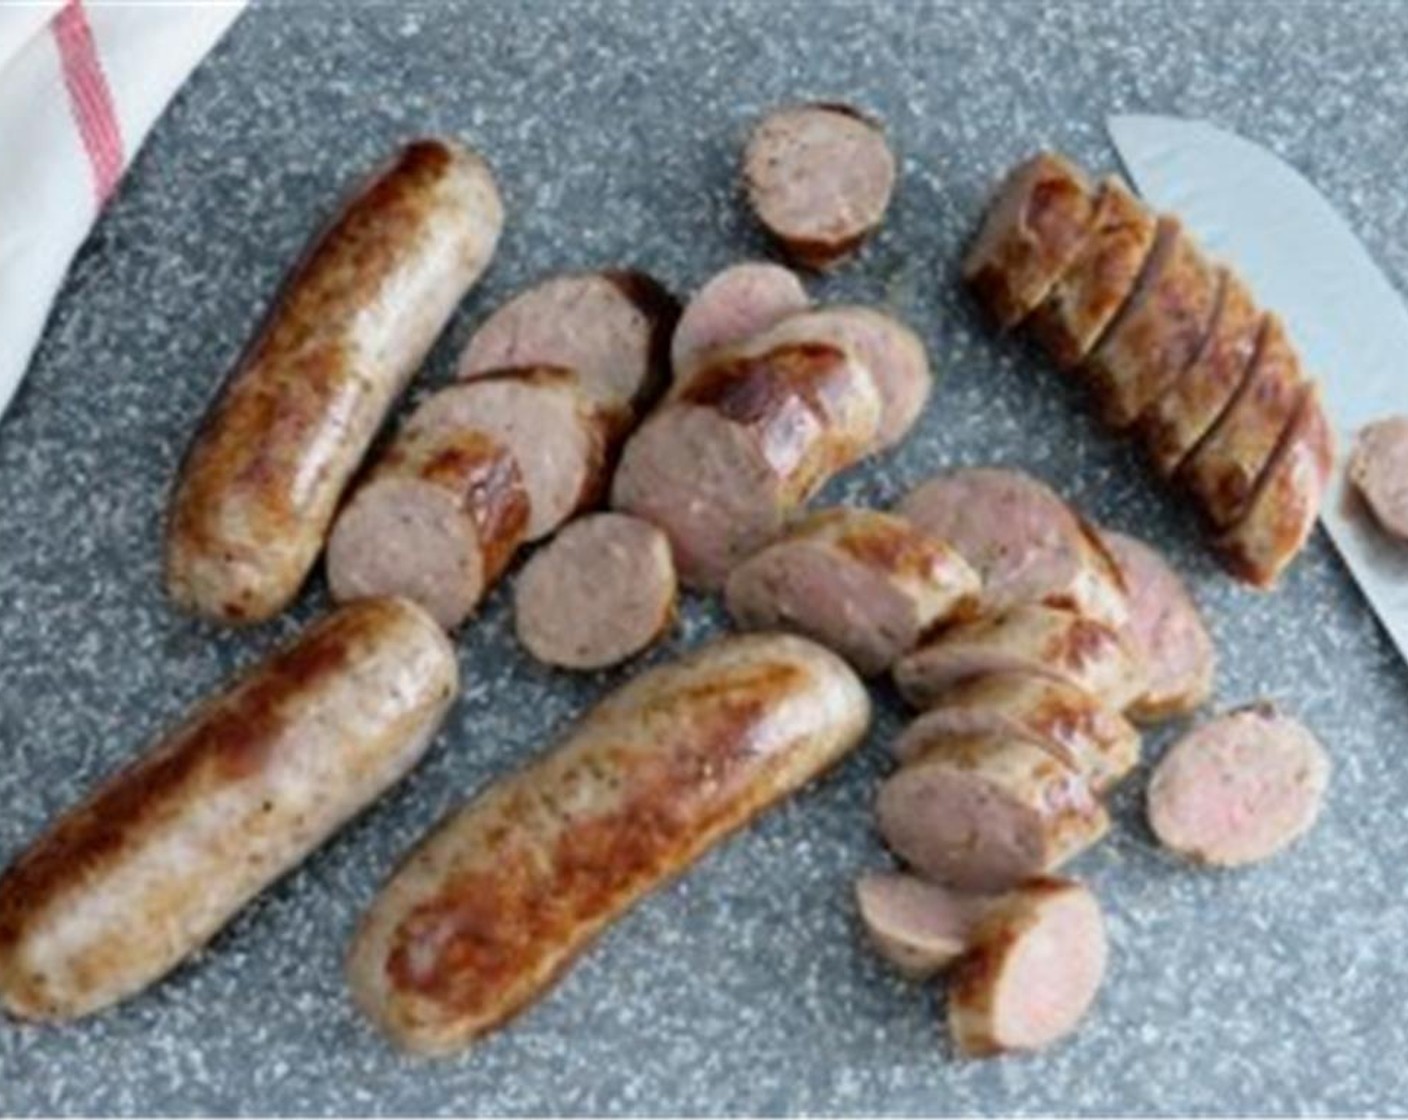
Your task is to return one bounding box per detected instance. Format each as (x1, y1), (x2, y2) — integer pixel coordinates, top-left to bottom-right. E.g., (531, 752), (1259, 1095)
(3, 0), (1407, 1114)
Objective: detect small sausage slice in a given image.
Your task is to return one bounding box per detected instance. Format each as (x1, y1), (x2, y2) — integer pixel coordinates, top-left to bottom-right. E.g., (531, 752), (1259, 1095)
(1099, 530), (1215, 721)
(1147, 703), (1329, 866)
(458, 270), (679, 413)
(724, 507), (980, 676)
(855, 872), (995, 980)
(877, 732), (1109, 892)
(948, 878), (1107, 1057)
(1215, 386), (1334, 588)
(892, 605), (1149, 714)
(1026, 178), (1158, 369)
(898, 468), (1128, 628)
(1082, 217), (1219, 429)
(1348, 415), (1408, 541)
(892, 672), (1139, 794)
(670, 262), (810, 378)
(327, 427), (528, 630)
(743, 103), (897, 270)
(514, 513), (677, 670)
(963, 152), (1097, 330)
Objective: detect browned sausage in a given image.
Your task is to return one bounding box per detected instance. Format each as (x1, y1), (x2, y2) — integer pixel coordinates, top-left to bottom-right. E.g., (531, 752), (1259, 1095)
(671, 262), (811, 378)
(854, 871), (995, 980)
(1348, 415), (1408, 540)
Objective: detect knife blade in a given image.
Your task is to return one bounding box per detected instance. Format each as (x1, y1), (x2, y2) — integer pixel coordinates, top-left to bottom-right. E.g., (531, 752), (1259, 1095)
(1108, 113), (1408, 659)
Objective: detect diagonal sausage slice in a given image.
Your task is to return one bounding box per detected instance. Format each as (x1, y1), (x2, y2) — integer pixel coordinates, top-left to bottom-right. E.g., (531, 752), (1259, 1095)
(855, 872), (996, 980)
(1347, 415), (1408, 541)
(671, 262), (811, 379)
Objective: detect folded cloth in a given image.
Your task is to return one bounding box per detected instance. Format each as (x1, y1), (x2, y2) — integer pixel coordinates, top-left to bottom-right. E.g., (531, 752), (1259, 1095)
(0, 0), (245, 422)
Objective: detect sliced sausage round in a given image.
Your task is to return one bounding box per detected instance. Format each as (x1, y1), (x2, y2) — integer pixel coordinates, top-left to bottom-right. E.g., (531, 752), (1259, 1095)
(670, 262), (810, 378)
(1348, 414), (1408, 541)
(898, 468), (1128, 628)
(1147, 703), (1329, 866)
(948, 878), (1107, 1057)
(457, 270), (679, 413)
(877, 732), (1109, 892)
(855, 871), (995, 980)
(514, 513), (677, 670)
(963, 152), (1097, 330)
(742, 102), (896, 270)
(724, 507), (980, 676)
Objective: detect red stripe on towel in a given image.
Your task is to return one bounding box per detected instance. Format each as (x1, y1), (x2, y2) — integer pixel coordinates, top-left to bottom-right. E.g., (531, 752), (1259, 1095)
(52, 0), (125, 206)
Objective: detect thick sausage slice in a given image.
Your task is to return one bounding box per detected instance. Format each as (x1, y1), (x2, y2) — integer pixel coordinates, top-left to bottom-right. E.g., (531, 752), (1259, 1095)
(724, 507), (980, 676)
(1026, 178), (1158, 369)
(514, 513), (677, 670)
(1099, 530), (1215, 721)
(743, 103), (897, 270)
(346, 633), (870, 1055)
(671, 262), (810, 378)
(165, 139), (504, 624)
(0, 599), (458, 1022)
(1348, 415), (1408, 540)
(1215, 386), (1333, 588)
(948, 878), (1107, 1057)
(898, 468), (1128, 628)
(893, 605), (1149, 714)
(457, 270), (679, 413)
(327, 427), (528, 630)
(854, 872), (995, 980)
(892, 672), (1140, 794)
(1180, 314), (1305, 528)
(1082, 217), (1219, 429)
(1140, 271), (1261, 476)
(877, 733), (1109, 891)
(405, 367), (616, 541)
(1147, 703), (1329, 866)
(963, 152), (1097, 330)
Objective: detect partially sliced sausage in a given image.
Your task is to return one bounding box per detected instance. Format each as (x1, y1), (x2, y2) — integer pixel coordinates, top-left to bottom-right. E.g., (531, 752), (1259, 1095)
(0, 599), (458, 1021)
(1215, 385), (1333, 588)
(723, 507), (980, 676)
(892, 605), (1149, 714)
(514, 513), (677, 670)
(405, 367), (617, 541)
(1348, 414), (1408, 541)
(347, 633), (870, 1055)
(743, 103), (897, 270)
(855, 872), (995, 980)
(1082, 217), (1219, 429)
(876, 733), (1109, 892)
(1180, 313), (1305, 528)
(948, 878), (1107, 1057)
(1026, 178), (1158, 369)
(670, 262), (810, 378)
(962, 152), (1097, 330)
(165, 139), (504, 624)
(1140, 270), (1261, 477)
(1147, 703), (1329, 866)
(457, 270), (679, 414)
(898, 468), (1128, 627)
(892, 672), (1139, 794)
(1099, 529), (1215, 721)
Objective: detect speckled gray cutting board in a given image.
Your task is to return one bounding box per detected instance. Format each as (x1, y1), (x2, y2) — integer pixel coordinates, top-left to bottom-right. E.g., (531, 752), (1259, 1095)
(2, 0), (1407, 1114)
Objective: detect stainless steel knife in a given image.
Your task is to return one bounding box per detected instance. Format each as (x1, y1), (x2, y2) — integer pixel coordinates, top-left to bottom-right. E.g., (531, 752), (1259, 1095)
(1108, 113), (1408, 657)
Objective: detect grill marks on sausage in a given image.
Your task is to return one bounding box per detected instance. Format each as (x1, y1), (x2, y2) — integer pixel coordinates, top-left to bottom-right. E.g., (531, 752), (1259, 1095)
(671, 263), (811, 379)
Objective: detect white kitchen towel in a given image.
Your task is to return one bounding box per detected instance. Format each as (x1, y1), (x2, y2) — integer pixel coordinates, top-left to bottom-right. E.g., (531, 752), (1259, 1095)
(0, 0), (246, 421)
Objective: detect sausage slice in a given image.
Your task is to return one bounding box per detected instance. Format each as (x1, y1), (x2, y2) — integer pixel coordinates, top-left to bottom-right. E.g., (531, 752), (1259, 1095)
(898, 468), (1128, 627)
(855, 872), (995, 980)
(514, 513), (677, 670)
(671, 262), (810, 378)
(1099, 529), (1215, 721)
(1147, 703), (1329, 866)
(892, 605), (1149, 714)
(963, 152), (1097, 330)
(458, 270), (679, 413)
(877, 732), (1109, 892)
(948, 878), (1107, 1057)
(724, 507), (980, 676)
(743, 103), (897, 270)
(1348, 415), (1408, 541)
(1026, 178), (1158, 369)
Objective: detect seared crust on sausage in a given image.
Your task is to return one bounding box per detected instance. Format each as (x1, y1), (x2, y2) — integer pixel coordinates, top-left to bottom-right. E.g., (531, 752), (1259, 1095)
(671, 262), (811, 379)
(0, 599), (458, 1022)
(165, 139), (504, 625)
(1347, 415), (1408, 541)
(346, 633), (870, 1055)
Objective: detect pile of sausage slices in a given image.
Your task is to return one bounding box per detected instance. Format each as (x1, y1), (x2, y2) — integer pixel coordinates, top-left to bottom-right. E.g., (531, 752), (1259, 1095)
(0, 104), (1333, 1064)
